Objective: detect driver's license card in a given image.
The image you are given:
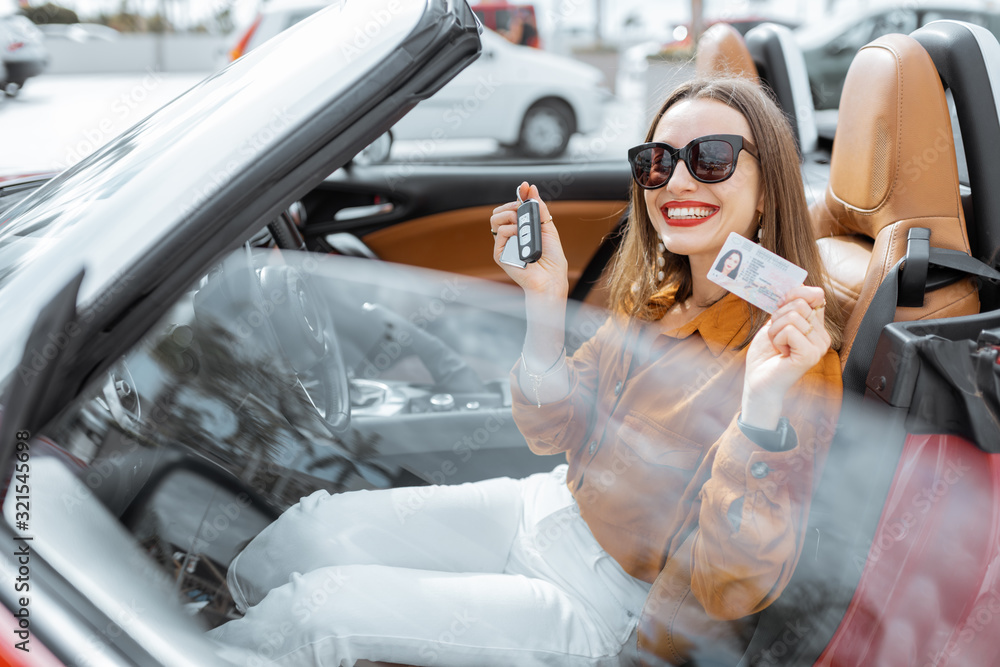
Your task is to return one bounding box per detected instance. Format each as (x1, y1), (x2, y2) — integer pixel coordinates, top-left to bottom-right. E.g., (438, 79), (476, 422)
(707, 232), (806, 313)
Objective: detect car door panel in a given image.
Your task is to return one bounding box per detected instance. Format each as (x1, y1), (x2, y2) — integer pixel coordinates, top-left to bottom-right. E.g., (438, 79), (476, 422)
(300, 163), (630, 299)
(361, 200), (624, 288)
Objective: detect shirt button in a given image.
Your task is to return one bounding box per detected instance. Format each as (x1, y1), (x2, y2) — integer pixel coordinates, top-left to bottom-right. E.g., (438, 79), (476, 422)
(614, 381), (622, 396)
(751, 462), (770, 479)
(588, 440), (598, 454)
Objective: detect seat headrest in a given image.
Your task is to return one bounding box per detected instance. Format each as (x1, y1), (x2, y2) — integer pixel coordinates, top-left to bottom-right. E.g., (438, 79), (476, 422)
(912, 20), (1000, 271)
(745, 23), (818, 154)
(695, 23), (759, 82)
(817, 34), (963, 241)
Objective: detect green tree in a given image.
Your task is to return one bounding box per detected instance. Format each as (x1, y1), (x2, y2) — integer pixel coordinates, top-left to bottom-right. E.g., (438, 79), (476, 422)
(147, 12), (172, 33)
(21, 2), (80, 25)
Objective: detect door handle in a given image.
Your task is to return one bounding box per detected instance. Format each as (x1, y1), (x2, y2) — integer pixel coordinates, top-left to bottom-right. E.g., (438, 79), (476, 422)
(334, 202), (395, 222)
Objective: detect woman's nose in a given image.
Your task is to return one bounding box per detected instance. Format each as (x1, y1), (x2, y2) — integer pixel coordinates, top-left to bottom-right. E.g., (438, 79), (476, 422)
(666, 158), (698, 194)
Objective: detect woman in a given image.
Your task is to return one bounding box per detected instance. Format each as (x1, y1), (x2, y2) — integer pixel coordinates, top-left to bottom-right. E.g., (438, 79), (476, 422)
(714, 248), (743, 279)
(207, 78), (843, 666)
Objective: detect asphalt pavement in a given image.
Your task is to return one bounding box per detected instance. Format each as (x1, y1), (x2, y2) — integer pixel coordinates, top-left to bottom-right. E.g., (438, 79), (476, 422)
(0, 72), (644, 175)
(0, 73), (204, 173)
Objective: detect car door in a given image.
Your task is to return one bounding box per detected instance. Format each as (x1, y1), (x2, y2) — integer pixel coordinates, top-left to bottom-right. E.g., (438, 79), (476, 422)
(297, 160), (630, 307)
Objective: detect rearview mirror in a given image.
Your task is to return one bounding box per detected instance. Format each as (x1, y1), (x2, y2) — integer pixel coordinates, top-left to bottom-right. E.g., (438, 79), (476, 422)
(352, 130), (393, 165)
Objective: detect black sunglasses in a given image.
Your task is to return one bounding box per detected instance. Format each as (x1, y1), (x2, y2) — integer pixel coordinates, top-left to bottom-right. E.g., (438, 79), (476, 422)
(627, 134), (759, 189)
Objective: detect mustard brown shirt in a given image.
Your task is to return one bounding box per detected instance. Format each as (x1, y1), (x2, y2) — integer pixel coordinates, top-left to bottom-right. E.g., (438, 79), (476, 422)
(511, 292), (842, 621)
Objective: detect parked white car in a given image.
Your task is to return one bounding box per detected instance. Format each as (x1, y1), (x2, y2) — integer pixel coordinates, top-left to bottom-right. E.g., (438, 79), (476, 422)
(229, 0), (611, 158)
(0, 12), (47, 97)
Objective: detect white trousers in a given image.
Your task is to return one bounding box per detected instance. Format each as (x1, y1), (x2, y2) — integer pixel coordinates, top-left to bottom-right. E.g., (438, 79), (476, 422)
(207, 465), (651, 667)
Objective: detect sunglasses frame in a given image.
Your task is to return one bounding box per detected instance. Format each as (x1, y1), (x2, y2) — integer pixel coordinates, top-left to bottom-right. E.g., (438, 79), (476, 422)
(627, 134), (759, 189)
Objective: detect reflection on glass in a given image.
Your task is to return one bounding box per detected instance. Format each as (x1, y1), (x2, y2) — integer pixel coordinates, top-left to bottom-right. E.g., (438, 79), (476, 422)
(38, 248), (538, 629)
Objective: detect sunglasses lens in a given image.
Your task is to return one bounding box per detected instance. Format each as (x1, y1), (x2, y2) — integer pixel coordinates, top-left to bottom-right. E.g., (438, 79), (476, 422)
(690, 140), (735, 182)
(633, 146), (672, 188)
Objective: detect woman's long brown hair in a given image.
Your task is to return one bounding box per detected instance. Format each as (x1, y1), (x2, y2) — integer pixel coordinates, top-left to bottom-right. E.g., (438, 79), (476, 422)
(607, 77), (844, 350)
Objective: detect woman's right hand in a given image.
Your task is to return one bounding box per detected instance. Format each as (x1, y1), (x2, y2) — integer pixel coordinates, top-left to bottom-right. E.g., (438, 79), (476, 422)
(491, 181), (569, 301)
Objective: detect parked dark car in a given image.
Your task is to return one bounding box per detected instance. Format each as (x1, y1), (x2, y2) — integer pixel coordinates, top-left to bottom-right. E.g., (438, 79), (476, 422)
(798, 3), (1000, 109)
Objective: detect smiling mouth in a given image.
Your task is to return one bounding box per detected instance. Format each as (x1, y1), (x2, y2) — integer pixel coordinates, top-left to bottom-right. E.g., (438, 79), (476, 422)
(662, 205), (719, 225)
(665, 206), (718, 220)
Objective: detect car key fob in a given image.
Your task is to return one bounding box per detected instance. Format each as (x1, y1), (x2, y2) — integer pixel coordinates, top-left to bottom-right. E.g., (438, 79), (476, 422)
(500, 235), (526, 268)
(515, 198), (542, 263)
(500, 186), (542, 268)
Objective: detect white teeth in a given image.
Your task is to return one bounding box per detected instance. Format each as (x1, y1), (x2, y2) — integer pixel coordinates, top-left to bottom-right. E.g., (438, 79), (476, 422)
(666, 206), (715, 219)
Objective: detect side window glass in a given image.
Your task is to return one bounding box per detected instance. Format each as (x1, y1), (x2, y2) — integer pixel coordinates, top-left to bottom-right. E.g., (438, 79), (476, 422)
(35, 248), (550, 630)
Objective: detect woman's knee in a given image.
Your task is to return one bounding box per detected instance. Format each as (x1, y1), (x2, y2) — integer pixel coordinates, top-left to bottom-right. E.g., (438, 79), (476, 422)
(226, 488), (346, 608)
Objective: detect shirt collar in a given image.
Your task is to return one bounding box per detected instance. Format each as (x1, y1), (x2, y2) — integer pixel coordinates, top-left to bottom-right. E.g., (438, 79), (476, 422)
(666, 291), (754, 357)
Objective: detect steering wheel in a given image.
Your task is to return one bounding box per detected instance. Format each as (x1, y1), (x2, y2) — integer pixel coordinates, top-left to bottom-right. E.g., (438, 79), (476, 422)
(259, 205), (351, 433)
(259, 263), (351, 434)
(194, 248), (351, 436)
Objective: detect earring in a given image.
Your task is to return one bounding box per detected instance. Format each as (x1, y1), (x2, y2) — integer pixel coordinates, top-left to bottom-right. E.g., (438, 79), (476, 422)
(756, 211), (764, 241)
(656, 240), (665, 282)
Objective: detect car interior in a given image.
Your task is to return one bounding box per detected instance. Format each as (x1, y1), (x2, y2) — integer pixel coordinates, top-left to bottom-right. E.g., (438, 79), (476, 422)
(7, 14), (1000, 667)
(309, 163), (629, 305)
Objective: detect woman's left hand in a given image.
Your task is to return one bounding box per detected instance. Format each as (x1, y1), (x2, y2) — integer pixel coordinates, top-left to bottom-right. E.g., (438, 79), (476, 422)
(741, 285), (831, 429)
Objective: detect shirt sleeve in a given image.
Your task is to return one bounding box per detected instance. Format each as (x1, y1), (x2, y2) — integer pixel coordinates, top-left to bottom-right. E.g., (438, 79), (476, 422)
(509, 315), (619, 457)
(687, 348), (843, 621)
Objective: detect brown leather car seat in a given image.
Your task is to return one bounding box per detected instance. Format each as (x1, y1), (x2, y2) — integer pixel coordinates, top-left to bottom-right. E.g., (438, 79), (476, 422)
(810, 33), (979, 370)
(694, 23), (759, 82)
